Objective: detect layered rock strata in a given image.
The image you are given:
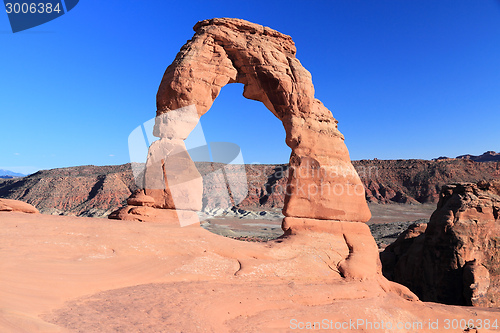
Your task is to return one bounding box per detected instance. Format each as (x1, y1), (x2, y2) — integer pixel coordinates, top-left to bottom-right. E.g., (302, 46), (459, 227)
(2, 160), (498, 217)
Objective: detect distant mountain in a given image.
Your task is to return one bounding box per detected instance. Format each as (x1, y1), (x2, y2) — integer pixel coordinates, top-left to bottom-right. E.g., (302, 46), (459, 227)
(0, 169), (26, 179)
(433, 151), (500, 162)
(456, 151), (500, 162)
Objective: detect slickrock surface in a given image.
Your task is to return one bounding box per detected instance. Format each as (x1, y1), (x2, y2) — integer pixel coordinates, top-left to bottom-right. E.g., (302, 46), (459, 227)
(2, 212), (500, 332)
(381, 181), (500, 307)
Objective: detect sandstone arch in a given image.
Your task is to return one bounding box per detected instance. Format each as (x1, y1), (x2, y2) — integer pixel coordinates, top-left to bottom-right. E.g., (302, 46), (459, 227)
(151, 18), (371, 228)
(109, 18), (382, 280)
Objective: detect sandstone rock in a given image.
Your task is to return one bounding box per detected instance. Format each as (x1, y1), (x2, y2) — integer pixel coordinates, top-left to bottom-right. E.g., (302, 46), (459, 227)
(380, 223), (427, 281)
(381, 180), (500, 306)
(109, 205), (199, 226)
(0, 198), (39, 214)
(0, 203), (13, 212)
(282, 217), (381, 280)
(153, 104), (199, 140)
(152, 17), (370, 224)
(126, 190), (155, 206)
(463, 259), (490, 307)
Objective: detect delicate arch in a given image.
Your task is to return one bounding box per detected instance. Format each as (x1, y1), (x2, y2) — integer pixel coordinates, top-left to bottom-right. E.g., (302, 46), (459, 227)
(153, 18), (370, 225)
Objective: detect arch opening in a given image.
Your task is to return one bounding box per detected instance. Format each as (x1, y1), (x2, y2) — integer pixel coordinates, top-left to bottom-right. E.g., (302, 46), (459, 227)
(187, 82), (291, 164)
(182, 83), (290, 240)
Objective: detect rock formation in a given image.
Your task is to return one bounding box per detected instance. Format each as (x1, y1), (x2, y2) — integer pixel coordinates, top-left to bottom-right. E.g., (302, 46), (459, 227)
(109, 18), (384, 279)
(113, 17), (370, 227)
(0, 198), (39, 214)
(381, 180), (500, 307)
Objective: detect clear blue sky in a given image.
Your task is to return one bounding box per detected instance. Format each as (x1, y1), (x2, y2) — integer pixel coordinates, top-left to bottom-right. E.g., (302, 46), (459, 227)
(1, 0), (499, 174)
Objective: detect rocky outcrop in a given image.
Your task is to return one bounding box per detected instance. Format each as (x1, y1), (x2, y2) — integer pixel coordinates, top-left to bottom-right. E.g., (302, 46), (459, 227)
(381, 180), (500, 307)
(0, 198), (39, 214)
(380, 223), (427, 280)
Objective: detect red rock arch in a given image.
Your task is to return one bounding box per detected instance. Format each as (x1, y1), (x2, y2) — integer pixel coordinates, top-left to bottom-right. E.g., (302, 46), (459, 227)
(154, 18), (370, 228)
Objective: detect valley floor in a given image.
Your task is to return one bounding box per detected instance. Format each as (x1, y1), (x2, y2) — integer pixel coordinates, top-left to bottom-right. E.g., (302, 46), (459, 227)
(203, 203), (436, 247)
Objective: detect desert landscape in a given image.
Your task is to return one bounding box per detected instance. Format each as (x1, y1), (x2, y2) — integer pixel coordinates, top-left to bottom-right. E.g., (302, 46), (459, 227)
(2, 11), (500, 333)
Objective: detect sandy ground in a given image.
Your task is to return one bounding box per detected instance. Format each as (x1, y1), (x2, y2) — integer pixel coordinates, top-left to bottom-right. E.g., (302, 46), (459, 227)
(1, 211), (500, 333)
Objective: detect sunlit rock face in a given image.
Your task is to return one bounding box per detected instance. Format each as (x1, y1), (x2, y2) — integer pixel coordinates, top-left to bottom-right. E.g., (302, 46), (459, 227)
(152, 17), (370, 226)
